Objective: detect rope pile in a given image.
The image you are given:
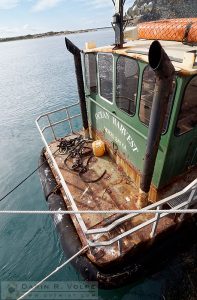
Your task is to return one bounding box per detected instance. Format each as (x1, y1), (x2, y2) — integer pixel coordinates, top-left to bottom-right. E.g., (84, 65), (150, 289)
(57, 135), (106, 183)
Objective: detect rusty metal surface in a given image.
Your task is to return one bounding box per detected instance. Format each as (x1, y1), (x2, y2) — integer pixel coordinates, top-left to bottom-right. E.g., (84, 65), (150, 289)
(91, 127), (197, 204)
(91, 127), (160, 202)
(45, 136), (176, 266)
(48, 138), (139, 227)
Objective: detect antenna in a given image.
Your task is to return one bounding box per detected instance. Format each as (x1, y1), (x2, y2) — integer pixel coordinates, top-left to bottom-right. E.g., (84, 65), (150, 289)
(112, 0), (125, 48)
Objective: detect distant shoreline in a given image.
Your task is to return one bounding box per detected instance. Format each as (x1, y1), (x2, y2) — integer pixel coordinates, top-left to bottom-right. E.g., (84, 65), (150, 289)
(0, 27), (111, 43)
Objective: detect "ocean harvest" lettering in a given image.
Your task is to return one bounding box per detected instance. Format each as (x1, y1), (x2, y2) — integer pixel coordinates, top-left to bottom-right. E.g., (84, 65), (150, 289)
(94, 110), (138, 152)
(112, 117), (138, 152)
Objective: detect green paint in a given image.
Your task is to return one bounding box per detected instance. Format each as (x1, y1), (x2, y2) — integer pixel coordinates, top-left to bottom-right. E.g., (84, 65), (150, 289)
(85, 53), (197, 189)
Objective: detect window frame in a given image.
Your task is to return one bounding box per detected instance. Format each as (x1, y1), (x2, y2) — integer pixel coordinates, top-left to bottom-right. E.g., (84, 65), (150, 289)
(139, 64), (177, 135)
(115, 55), (139, 117)
(97, 52), (114, 105)
(175, 75), (197, 137)
(84, 52), (98, 94)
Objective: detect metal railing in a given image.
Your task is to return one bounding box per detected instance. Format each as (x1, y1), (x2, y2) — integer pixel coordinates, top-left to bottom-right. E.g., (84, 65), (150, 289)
(36, 102), (88, 235)
(36, 102), (81, 140)
(86, 180), (197, 247)
(36, 103), (197, 249)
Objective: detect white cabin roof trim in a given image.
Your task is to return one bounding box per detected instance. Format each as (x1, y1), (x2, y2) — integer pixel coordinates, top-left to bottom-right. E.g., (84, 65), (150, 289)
(84, 40), (197, 75)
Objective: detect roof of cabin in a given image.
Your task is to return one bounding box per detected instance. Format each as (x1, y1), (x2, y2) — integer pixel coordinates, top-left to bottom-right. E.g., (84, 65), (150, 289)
(85, 39), (197, 75)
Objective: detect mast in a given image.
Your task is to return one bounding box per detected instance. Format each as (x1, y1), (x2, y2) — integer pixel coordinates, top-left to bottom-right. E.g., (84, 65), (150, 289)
(112, 0), (125, 48)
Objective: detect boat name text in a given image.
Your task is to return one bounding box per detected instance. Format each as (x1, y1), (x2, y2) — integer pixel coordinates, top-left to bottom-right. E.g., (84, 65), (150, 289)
(95, 111), (138, 152)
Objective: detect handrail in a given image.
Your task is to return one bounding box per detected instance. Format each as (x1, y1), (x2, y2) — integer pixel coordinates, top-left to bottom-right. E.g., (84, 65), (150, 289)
(36, 102), (81, 139)
(87, 187), (197, 247)
(42, 114), (81, 133)
(36, 103), (197, 249)
(36, 102), (79, 122)
(36, 102), (87, 237)
(85, 179), (197, 235)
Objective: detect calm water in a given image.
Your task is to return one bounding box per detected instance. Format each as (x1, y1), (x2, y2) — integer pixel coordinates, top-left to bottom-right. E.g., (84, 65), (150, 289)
(0, 30), (196, 300)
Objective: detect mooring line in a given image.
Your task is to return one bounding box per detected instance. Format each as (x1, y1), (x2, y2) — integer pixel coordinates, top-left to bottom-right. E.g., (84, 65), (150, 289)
(0, 209), (196, 214)
(17, 245), (89, 300)
(0, 149), (59, 203)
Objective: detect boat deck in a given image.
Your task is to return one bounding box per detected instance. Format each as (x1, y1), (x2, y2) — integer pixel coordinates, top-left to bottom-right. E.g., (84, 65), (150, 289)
(45, 135), (176, 266)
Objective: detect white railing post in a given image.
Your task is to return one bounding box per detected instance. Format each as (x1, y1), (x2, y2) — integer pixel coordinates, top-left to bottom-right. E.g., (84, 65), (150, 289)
(66, 107), (73, 134)
(180, 188), (196, 220)
(150, 205), (161, 238)
(47, 115), (56, 140)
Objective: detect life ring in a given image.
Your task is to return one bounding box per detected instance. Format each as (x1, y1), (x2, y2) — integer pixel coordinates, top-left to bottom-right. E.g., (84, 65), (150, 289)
(138, 18), (197, 43)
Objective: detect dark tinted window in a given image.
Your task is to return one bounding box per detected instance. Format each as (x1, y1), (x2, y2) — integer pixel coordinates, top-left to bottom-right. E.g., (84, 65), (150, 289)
(139, 65), (175, 132)
(98, 53), (113, 102)
(176, 76), (197, 135)
(85, 53), (97, 93)
(116, 56), (138, 115)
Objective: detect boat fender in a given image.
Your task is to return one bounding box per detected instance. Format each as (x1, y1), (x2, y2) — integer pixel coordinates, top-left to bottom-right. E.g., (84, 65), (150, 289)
(46, 183), (61, 200)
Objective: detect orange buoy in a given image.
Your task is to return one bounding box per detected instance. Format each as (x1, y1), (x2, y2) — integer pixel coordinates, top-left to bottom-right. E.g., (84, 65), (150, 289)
(92, 140), (105, 157)
(138, 18), (197, 43)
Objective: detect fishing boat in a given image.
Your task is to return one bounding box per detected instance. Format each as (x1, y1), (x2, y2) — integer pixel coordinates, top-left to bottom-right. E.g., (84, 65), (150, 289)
(36, 1), (197, 289)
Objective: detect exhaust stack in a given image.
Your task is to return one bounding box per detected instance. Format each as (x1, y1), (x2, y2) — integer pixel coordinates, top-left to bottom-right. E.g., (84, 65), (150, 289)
(137, 40), (175, 208)
(65, 37), (90, 138)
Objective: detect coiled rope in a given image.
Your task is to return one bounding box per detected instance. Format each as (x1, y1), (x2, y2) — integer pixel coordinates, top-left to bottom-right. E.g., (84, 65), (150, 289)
(58, 135), (106, 183)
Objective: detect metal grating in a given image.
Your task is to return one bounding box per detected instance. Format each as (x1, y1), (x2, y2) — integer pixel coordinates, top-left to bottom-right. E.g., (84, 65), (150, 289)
(167, 189), (195, 208)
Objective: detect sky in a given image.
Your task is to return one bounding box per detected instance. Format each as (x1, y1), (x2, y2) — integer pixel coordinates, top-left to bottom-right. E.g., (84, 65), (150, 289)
(0, 0), (134, 37)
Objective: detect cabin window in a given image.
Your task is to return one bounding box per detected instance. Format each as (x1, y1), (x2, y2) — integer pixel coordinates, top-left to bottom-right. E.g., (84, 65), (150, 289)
(84, 53), (97, 93)
(139, 65), (175, 132)
(175, 76), (197, 135)
(116, 56), (138, 115)
(98, 53), (113, 102)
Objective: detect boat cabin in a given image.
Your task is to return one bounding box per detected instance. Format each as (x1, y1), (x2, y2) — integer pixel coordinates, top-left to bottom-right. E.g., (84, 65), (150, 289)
(84, 39), (197, 201)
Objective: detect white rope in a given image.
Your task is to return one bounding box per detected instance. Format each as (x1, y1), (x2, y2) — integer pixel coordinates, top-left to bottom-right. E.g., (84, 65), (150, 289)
(17, 245), (89, 300)
(0, 209), (196, 214)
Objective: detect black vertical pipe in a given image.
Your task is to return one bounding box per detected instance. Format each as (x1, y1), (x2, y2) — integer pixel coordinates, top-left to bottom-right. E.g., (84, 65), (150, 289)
(112, 0), (124, 48)
(65, 37), (89, 138)
(140, 41), (175, 194)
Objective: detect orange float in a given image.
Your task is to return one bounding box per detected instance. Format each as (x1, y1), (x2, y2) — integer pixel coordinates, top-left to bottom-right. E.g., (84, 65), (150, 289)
(92, 140), (105, 157)
(138, 18), (197, 43)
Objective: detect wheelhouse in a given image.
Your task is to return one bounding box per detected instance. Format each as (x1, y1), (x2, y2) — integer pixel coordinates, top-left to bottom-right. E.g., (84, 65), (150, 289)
(84, 41), (197, 200)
